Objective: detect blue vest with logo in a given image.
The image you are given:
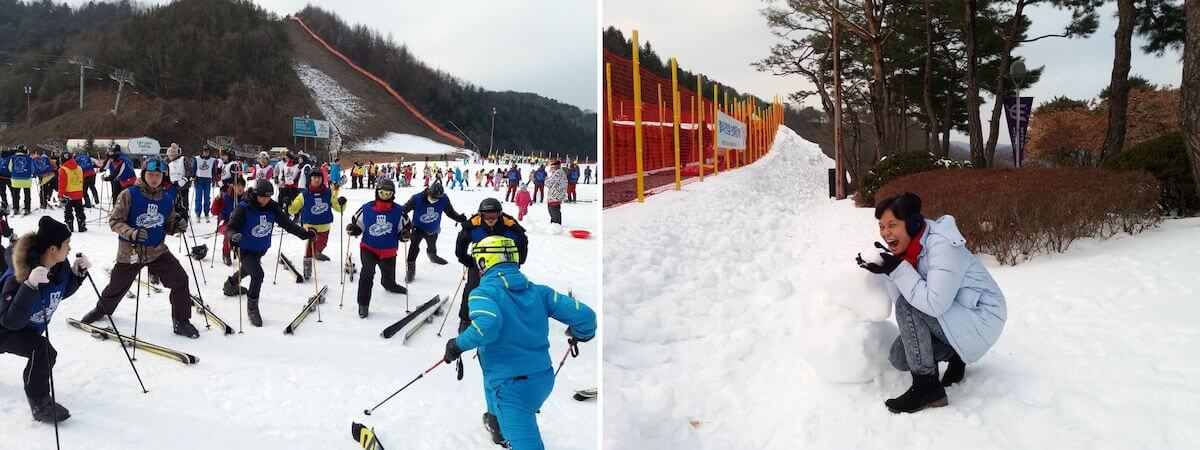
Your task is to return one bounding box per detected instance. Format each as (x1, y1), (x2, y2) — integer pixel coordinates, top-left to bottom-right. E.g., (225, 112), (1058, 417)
(408, 193), (448, 233)
(122, 186), (174, 247)
(237, 202), (277, 253)
(0, 268), (71, 332)
(74, 154), (95, 173)
(469, 223), (520, 243)
(301, 189), (333, 225)
(361, 203), (405, 251)
(9, 154), (32, 179)
(0, 155), (9, 177)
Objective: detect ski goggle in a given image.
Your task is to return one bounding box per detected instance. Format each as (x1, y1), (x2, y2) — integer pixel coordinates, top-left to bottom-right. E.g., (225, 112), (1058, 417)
(481, 211), (501, 221)
(144, 159), (167, 172)
(376, 190), (394, 197)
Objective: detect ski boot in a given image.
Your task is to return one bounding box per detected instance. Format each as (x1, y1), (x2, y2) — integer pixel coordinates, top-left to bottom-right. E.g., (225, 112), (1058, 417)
(247, 299), (263, 327)
(149, 273), (161, 286)
(405, 262), (416, 283)
(358, 303), (369, 319)
(77, 220), (87, 232)
(303, 257), (312, 280)
(29, 396), (70, 423)
(222, 276), (245, 297)
(67, 222), (75, 232)
(428, 253), (448, 265)
(885, 373), (948, 414)
(80, 307), (107, 324)
(942, 353), (966, 387)
(482, 412), (507, 446)
(222, 252), (232, 267)
(173, 320), (200, 339)
(314, 252), (331, 262)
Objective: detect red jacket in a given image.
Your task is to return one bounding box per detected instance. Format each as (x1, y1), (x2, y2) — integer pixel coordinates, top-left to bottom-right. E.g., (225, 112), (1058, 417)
(57, 159), (84, 200)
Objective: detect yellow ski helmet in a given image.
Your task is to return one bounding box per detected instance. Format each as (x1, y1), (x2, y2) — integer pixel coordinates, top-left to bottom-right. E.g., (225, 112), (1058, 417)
(472, 236), (520, 273)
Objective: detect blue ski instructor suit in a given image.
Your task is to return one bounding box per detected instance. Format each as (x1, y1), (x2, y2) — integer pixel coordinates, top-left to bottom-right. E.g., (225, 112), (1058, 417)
(453, 263), (596, 450)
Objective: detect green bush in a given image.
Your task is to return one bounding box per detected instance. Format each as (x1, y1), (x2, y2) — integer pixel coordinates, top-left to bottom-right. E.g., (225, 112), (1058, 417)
(855, 151), (960, 206)
(1104, 131), (1198, 216)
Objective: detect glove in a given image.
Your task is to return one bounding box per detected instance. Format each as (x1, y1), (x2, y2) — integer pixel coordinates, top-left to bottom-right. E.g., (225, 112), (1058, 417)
(302, 229), (317, 240)
(71, 254), (91, 275)
(443, 338), (463, 363)
(398, 227), (412, 242)
(128, 228), (149, 243)
(60, 196), (70, 203)
(856, 243), (903, 275)
(346, 223), (362, 237)
(229, 232), (243, 247)
(25, 266), (49, 288)
(566, 326), (593, 344)
(101, 174), (112, 182)
(337, 197), (347, 207)
(174, 216), (189, 234)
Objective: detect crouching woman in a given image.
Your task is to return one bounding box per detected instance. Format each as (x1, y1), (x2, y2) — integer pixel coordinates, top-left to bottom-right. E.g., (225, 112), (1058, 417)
(856, 193), (1007, 414)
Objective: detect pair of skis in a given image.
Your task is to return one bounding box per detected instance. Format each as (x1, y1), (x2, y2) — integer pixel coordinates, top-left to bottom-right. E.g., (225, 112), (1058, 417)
(379, 295), (447, 342)
(284, 285), (329, 334)
(67, 319), (198, 365)
(279, 254), (304, 284)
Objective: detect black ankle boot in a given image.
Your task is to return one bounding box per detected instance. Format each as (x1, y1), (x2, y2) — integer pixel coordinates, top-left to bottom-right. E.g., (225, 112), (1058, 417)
(885, 372), (948, 414)
(942, 354), (966, 386)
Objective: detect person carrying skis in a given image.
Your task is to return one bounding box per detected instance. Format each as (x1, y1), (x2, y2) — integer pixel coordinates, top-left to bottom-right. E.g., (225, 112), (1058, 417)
(221, 179), (315, 327)
(56, 151), (87, 232)
(856, 192), (1007, 414)
(102, 145), (137, 205)
(8, 146), (33, 215)
(80, 157), (202, 338)
(504, 164), (521, 202)
(345, 178), (410, 319)
(288, 171), (346, 279)
(401, 182), (467, 282)
(545, 160), (567, 225)
(454, 198), (527, 334)
(193, 145), (218, 222)
(531, 164), (547, 203)
(0, 217), (89, 423)
(211, 176), (247, 267)
(443, 235), (595, 449)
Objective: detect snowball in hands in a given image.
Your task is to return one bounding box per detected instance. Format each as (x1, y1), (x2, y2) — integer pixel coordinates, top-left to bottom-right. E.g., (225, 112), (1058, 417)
(857, 244), (887, 265)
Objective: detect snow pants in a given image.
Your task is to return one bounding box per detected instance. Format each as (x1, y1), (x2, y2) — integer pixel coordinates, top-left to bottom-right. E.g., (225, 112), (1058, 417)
(0, 327), (56, 399)
(96, 253), (193, 322)
(484, 368), (555, 450)
(82, 175), (99, 207)
(9, 186), (30, 213)
(532, 183), (544, 203)
(889, 298), (956, 376)
(506, 183), (518, 202)
(357, 249), (403, 307)
(406, 229), (441, 262)
(62, 199), (85, 228)
(303, 229), (330, 257)
(193, 178), (212, 218)
(547, 204), (561, 224)
(233, 249), (266, 300)
(567, 182), (577, 202)
(0, 178), (9, 207)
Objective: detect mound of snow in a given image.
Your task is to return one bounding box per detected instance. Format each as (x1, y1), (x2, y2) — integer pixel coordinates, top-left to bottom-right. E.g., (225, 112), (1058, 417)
(797, 296), (898, 383)
(829, 269), (892, 322)
(351, 132), (464, 155)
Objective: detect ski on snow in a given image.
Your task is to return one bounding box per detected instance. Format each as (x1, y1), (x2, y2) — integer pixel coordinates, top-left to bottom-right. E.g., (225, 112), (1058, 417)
(283, 285), (329, 334)
(574, 388), (598, 401)
(380, 295), (441, 339)
(401, 295), (450, 344)
(278, 254), (304, 284)
(350, 422), (385, 450)
(190, 295), (234, 335)
(67, 319), (198, 364)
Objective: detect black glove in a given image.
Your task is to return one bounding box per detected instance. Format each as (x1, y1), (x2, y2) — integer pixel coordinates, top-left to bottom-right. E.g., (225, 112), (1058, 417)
(337, 197), (347, 207)
(346, 223), (362, 237)
(443, 338), (463, 363)
(566, 326), (592, 343)
(398, 226), (412, 242)
(101, 174), (112, 182)
(856, 243), (904, 275)
(302, 229), (317, 240)
(173, 216), (189, 234)
(229, 232), (243, 247)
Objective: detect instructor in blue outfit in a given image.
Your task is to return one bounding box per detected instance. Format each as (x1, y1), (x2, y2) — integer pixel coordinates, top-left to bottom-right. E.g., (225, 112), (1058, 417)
(443, 236), (596, 450)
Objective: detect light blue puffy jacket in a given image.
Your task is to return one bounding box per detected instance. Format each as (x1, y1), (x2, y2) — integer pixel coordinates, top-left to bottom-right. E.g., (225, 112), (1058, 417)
(885, 215), (1007, 363)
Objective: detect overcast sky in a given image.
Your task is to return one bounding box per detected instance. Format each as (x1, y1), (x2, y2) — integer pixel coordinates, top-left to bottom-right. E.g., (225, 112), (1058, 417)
(62, 0), (599, 111)
(604, 0), (1184, 145)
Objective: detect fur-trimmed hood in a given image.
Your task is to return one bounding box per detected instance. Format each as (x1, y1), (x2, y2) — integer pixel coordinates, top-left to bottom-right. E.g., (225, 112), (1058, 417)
(7, 232), (38, 283)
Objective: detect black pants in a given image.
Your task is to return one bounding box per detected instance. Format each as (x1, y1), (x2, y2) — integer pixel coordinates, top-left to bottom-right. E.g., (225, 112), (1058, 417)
(406, 229), (440, 262)
(0, 178), (9, 207)
(358, 249), (403, 307)
(9, 186), (29, 212)
(63, 199), (85, 227)
(548, 204), (562, 224)
(459, 264), (481, 332)
(0, 327), (56, 399)
(352, 176), (362, 189)
(82, 175), (99, 207)
(39, 176), (56, 208)
(233, 249), (266, 300)
(110, 181), (124, 205)
(96, 252), (193, 321)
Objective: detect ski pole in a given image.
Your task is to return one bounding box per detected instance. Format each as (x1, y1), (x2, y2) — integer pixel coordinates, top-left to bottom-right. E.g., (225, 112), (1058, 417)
(185, 210), (207, 284)
(132, 245), (142, 361)
(210, 219), (220, 269)
(402, 239), (410, 313)
(436, 267), (468, 337)
(83, 269), (148, 393)
(179, 230), (211, 330)
(38, 290), (62, 450)
(363, 358), (445, 416)
(554, 338), (580, 377)
(236, 247), (244, 334)
(310, 237), (322, 323)
(271, 226), (284, 284)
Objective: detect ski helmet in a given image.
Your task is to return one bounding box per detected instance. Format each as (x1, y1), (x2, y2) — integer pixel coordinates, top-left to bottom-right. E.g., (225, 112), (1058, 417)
(258, 151), (269, 160)
(426, 182), (444, 199)
(252, 179), (275, 197)
(478, 198), (502, 213)
(375, 178), (396, 194)
(471, 236), (520, 273)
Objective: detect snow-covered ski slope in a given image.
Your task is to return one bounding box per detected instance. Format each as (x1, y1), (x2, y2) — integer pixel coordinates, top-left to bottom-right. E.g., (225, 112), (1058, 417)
(603, 126), (1200, 449)
(0, 161), (598, 449)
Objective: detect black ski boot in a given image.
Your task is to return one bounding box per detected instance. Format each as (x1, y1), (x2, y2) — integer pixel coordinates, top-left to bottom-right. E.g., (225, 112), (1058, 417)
(942, 353), (966, 386)
(885, 373), (948, 414)
(222, 276), (243, 297)
(303, 257), (312, 280)
(77, 221), (87, 232)
(358, 303), (369, 319)
(149, 273), (161, 286)
(80, 307), (106, 324)
(222, 252), (232, 267)
(315, 252), (330, 261)
(173, 320), (200, 339)
(482, 412), (507, 446)
(29, 396), (70, 423)
(406, 262), (416, 283)
(428, 253), (448, 265)
(67, 222), (75, 232)
(248, 299), (263, 327)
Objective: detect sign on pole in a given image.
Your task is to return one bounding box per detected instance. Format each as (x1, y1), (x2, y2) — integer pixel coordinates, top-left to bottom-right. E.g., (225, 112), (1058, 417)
(292, 117), (330, 138)
(716, 110), (747, 150)
(1003, 96), (1033, 166)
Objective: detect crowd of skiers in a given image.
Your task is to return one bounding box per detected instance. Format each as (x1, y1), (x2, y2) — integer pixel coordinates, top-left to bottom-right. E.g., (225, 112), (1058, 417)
(0, 142), (595, 449)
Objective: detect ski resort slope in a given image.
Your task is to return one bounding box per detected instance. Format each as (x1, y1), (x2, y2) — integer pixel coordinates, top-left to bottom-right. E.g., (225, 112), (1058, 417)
(0, 161), (598, 449)
(603, 127), (1200, 449)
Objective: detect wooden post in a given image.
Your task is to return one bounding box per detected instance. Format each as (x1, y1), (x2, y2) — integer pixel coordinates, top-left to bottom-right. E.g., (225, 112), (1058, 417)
(605, 63), (615, 181)
(671, 58), (682, 190)
(697, 76), (705, 181)
(632, 30), (645, 203)
(658, 83), (666, 172)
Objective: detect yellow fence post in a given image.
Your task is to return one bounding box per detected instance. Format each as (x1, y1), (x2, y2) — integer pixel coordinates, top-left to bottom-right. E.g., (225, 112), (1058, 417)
(712, 84), (719, 176)
(658, 83), (666, 172)
(632, 29), (645, 203)
(697, 77), (704, 181)
(671, 58), (681, 190)
(605, 63), (615, 180)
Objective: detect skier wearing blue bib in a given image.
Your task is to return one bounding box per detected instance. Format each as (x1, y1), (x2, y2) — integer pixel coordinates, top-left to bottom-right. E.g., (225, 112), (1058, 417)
(345, 178), (411, 319)
(0, 150), (10, 209)
(221, 179), (315, 327)
(8, 146), (33, 215)
(401, 182), (467, 283)
(443, 236), (596, 449)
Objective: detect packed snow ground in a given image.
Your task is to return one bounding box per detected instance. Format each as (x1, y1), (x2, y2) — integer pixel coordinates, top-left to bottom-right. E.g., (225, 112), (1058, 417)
(351, 132), (464, 155)
(0, 161), (598, 449)
(603, 127), (1200, 449)
(293, 61), (368, 136)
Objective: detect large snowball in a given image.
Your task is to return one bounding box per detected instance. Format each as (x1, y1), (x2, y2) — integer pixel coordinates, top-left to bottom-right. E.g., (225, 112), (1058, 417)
(829, 270), (893, 322)
(798, 310), (899, 383)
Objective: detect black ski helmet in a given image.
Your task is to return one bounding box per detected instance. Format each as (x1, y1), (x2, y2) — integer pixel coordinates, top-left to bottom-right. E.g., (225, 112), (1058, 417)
(376, 178), (396, 193)
(478, 198), (502, 213)
(252, 179), (275, 197)
(426, 182), (444, 199)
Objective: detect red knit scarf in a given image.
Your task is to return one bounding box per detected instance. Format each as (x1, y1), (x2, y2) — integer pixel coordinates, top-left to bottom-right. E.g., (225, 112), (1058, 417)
(901, 226), (925, 268)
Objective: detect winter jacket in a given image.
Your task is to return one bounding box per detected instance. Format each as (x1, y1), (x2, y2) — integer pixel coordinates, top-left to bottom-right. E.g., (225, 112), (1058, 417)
(7, 154), (32, 188)
(225, 195), (309, 254)
(57, 158), (84, 200)
(0, 233), (84, 332)
(455, 213), (528, 268)
(567, 166), (580, 183)
(515, 191), (532, 210)
(545, 169), (567, 205)
(288, 185), (344, 232)
(453, 264), (596, 383)
(533, 168), (547, 184)
(109, 178), (184, 264)
(329, 163), (343, 184)
(884, 215), (1007, 364)
(507, 167), (521, 183)
(75, 154), (96, 177)
(107, 155), (137, 187)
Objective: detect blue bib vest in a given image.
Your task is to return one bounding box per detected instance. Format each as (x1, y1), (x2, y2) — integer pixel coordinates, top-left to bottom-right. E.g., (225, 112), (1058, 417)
(409, 193), (448, 233)
(122, 186), (174, 247)
(0, 268), (72, 332)
(32, 156), (52, 176)
(9, 154), (32, 179)
(74, 154), (95, 172)
(301, 190), (334, 225)
(361, 204), (405, 251)
(0, 156), (9, 177)
(220, 193), (236, 221)
(238, 201), (276, 253)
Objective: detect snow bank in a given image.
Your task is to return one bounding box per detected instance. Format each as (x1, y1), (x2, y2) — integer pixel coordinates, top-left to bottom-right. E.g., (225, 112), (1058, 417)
(349, 132), (464, 155)
(292, 61), (366, 135)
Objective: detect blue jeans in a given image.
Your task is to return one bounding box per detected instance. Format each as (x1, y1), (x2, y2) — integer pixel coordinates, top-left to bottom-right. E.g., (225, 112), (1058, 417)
(890, 297), (956, 376)
(193, 178), (212, 217)
(484, 369), (555, 450)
